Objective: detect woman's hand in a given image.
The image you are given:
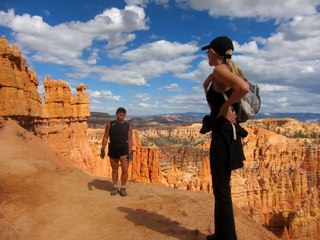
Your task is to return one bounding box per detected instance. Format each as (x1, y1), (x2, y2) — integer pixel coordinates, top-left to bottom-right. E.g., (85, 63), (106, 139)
(218, 103), (237, 124)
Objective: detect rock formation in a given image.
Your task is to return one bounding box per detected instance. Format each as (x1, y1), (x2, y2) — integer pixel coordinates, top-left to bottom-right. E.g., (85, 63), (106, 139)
(0, 35), (161, 182)
(0, 36), (42, 117)
(0, 36), (95, 172)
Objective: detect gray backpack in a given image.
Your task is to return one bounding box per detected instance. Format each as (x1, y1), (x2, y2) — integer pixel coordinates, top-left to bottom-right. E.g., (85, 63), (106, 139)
(221, 81), (261, 123)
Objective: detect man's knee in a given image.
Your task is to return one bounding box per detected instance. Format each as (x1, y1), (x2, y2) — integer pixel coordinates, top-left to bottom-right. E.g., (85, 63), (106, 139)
(110, 158), (119, 167)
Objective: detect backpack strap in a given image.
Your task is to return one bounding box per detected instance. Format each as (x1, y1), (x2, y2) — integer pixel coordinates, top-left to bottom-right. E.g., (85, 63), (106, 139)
(215, 82), (237, 140)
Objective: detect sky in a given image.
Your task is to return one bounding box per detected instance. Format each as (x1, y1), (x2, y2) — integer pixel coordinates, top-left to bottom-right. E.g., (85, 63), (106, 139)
(0, 0), (319, 116)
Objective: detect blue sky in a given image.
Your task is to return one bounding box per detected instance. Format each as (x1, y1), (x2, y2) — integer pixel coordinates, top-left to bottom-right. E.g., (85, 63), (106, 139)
(0, 0), (319, 116)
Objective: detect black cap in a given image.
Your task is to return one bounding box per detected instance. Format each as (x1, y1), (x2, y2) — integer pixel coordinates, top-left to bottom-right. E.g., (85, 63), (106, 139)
(201, 36), (234, 57)
(116, 107), (126, 114)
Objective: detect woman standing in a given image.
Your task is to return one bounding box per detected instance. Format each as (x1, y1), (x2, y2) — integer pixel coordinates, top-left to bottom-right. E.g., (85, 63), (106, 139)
(201, 36), (249, 240)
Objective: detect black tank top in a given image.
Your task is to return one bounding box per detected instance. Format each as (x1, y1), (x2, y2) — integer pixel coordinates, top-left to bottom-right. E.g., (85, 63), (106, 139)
(206, 81), (239, 118)
(109, 120), (129, 144)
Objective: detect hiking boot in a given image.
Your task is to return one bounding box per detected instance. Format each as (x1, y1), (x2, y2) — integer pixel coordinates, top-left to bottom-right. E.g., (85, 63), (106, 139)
(111, 187), (119, 196)
(119, 187), (127, 197)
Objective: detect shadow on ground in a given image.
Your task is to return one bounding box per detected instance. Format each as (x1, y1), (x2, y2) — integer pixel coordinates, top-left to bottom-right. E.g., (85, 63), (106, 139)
(118, 206), (206, 240)
(87, 179), (113, 193)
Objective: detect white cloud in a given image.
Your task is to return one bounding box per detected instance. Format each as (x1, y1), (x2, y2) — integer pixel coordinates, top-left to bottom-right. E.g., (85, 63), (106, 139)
(0, 6), (149, 66)
(138, 102), (151, 108)
(225, 13), (320, 97)
(125, 0), (169, 7)
(125, 0), (149, 7)
(0, 8), (14, 25)
(175, 0), (318, 19)
(278, 14), (320, 40)
(234, 41), (259, 54)
(85, 41), (199, 86)
(135, 93), (150, 101)
(159, 83), (181, 91)
(260, 84), (291, 92)
(122, 40), (198, 62)
(87, 89), (121, 101)
(260, 87), (320, 113)
(92, 65), (148, 86)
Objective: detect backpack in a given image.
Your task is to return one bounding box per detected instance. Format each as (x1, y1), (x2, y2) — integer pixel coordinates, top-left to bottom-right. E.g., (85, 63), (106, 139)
(220, 81), (261, 123)
(236, 82), (261, 123)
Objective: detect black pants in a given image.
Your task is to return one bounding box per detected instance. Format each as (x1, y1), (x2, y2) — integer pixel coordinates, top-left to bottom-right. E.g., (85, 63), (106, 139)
(210, 133), (237, 240)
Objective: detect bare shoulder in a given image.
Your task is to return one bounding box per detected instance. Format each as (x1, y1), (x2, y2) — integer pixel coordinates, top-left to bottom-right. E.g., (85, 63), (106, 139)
(214, 64), (231, 75)
(213, 64), (232, 84)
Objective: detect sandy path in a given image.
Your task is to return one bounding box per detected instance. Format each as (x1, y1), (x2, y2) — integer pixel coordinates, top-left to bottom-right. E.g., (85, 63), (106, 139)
(0, 120), (279, 240)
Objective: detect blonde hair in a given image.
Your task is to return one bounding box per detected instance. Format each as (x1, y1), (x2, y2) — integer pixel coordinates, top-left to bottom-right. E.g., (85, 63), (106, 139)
(224, 49), (246, 80)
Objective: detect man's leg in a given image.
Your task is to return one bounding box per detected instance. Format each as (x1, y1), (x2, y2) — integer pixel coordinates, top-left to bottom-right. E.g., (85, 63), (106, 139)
(110, 158), (119, 195)
(119, 155), (129, 196)
(120, 155), (129, 186)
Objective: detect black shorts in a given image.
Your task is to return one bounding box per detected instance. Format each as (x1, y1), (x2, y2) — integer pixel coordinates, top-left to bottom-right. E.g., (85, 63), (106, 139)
(108, 142), (128, 159)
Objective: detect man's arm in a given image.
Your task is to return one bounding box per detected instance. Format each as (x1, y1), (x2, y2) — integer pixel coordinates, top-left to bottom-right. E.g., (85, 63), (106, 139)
(100, 120), (110, 159)
(101, 120), (110, 149)
(127, 123), (133, 159)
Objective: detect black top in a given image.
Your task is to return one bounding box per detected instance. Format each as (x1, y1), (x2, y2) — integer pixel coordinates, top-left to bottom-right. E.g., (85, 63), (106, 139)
(206, 81), (247, 171)
(109, 120), (129, 144)
(206, 82), (239, 118)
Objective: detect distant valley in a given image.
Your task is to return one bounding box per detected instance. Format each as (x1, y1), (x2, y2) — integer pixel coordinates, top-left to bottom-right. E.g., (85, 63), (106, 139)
(88, 111), (320, 128)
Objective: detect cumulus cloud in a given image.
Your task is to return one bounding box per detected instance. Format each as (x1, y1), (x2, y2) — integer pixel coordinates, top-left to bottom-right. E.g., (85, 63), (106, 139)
(138, 102), (152, 108)
(125, 0), (169, 7)
(260, 86), (320, 113)
(222, 13), (320, 96)
(135, 93), (150, 101)
(0, 1), (319, 114)
(0, 6), (149, 67)
(122, 40), (198, 62)
(175, 0), (318, 19)
(159, 83), (181, 91)
(87, 89), (121, 101)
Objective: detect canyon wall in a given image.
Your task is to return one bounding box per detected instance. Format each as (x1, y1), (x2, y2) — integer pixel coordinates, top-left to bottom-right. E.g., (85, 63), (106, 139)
(0, 35), (160, 181)
(0, 36), (95, 172)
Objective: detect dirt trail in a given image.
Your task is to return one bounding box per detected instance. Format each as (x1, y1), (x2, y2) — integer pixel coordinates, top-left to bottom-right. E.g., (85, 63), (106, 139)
(0, 120), (279, 240)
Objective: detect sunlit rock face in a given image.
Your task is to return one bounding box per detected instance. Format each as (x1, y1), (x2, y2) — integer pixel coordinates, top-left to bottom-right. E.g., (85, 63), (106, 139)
(0, 35), (160, 181)
(0, 36), (42, 117)
(0, 36), (94, 172)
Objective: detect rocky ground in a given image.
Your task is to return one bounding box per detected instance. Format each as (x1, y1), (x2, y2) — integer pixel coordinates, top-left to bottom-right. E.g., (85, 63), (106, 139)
(0, 120), (279, 240)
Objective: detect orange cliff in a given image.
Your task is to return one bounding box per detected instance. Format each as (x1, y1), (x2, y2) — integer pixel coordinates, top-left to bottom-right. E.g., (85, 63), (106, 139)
(0, 36), (42, 117)
(0, 35), (94, 171)
(0, 35), (160, 183)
